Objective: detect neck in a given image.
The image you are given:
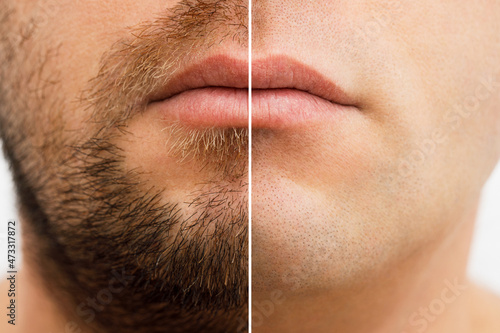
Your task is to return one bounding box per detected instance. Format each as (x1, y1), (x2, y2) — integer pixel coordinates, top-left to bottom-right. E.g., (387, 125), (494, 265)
(253, 213), (477, 333)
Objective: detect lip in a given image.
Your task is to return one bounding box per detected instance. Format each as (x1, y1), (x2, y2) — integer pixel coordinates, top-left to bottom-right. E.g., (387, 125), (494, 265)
(148, 55), (356, 128)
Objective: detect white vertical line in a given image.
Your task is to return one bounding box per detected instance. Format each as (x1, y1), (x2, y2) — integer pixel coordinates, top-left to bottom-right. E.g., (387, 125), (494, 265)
(248, 0), (252, 331)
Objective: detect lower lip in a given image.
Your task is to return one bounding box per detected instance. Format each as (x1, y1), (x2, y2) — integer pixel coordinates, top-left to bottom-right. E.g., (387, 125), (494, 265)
(150, 87), (352, 128)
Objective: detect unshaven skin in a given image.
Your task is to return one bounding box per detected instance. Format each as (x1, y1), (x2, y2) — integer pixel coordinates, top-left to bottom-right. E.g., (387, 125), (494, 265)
(1, 1), (500, 333)
(251, 1), (500, 333)
(0, 1), (248, 332)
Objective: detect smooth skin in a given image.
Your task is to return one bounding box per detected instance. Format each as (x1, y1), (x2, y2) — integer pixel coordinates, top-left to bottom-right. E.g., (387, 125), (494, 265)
(252, 1), (500, 332)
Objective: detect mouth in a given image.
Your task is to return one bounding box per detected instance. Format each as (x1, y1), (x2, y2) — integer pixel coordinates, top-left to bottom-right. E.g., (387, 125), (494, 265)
(148, 54), (356, 129)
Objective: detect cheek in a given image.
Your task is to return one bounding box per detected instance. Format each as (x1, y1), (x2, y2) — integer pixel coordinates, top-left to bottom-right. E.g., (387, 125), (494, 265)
(11, 0), (181, 130)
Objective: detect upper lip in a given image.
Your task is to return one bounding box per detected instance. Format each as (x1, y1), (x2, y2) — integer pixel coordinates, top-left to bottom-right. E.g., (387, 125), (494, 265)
(252, 55), (353, 106)
(148, 54), (354, 107)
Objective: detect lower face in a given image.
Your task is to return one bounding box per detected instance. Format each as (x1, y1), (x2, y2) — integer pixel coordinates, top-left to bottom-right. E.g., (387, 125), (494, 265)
(251, 0), (500, 297)
(1, 1), (500, 332)
(1, 1), (249, 332)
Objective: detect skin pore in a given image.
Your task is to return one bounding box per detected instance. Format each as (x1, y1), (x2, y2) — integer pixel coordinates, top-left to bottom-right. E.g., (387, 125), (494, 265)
(0, 1), (499, 333)
(251, 0), (500, 332)
(0, 1), (248, 332)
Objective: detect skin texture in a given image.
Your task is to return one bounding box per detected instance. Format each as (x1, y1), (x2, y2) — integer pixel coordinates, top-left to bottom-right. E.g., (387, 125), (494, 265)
(0, 0), (248, 332)
(0, 1), (499, 333)
(251, 0), (500, 332)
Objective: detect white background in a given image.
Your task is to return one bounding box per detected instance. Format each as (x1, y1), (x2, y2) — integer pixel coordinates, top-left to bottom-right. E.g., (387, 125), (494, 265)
(0, 144), (499, 294)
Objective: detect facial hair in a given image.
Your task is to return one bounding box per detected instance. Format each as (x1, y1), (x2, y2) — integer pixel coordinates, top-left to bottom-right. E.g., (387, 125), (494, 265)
(0, 0), (248, 332)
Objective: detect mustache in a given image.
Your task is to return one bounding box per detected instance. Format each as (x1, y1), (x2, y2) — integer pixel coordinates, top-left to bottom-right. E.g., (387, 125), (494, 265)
(84, 0), (248, 128)
(82, 0), (249, 175)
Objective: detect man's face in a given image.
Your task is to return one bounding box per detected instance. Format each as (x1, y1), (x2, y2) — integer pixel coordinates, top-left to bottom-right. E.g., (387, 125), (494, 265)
(1, 0), (500, 332)
(0, 1), (248, 332)
(252, 0), (500, 296)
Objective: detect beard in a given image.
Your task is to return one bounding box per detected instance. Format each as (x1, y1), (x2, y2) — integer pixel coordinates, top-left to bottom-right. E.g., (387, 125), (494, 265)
(32, 126), (249, 333)
(0, 0), (248, 332)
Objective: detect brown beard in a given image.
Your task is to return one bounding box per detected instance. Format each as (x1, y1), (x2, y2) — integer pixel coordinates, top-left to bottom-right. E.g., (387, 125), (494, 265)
(0, 1), (248, 332)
